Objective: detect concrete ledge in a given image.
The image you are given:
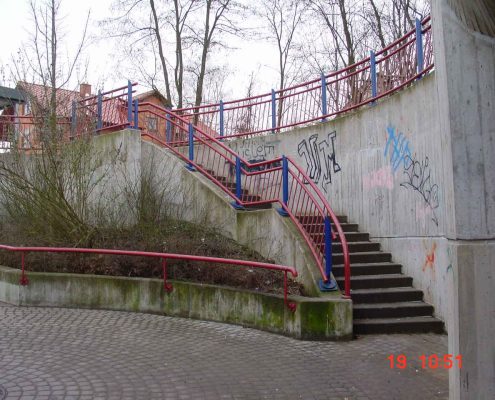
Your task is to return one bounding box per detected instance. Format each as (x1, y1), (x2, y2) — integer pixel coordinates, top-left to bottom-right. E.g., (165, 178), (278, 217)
(0, 265), (352, 340)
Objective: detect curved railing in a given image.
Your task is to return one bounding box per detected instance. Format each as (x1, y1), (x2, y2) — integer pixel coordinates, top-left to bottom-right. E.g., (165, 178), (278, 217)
(175, 17), (433, 139)
(138, 102), (351, 297)
(0, 244), (298, 311)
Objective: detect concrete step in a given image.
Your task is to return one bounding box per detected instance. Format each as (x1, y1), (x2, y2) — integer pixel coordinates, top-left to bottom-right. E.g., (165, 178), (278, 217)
(351, 287), (423, 304)
(337, 232), (369, 242)
(353, 316), (444, 334)
(332, 241), (380, 253)
(332, 251), (392, 264)
(333, 262), (402, 277)
(353, 302), (435, 319)
(303, 223), (359, 233)
(336, 274), (412, 290)
(295, 214), (348, 224)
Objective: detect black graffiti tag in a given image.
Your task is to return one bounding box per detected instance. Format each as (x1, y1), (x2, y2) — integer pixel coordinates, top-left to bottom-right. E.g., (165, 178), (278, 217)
(401, 154), (440, 226)
(297, 131), (341, 193)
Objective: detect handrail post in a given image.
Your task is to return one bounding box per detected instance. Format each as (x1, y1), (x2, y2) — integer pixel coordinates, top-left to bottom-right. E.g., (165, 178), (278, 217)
(162, 258), (173, 293)
(231, 156), (245, 210)
(219, 100), (224, 138)
(97, 90), (102, 131)
(370, 51), (377, 101)
(20, 251), (28, 286)
(166, 117), (171, 143)
(321, 73), (327, 121)
(127, 80), (133, 125)
(415, 18), (424, 78)
(133, 99), (139, 129)
(319, 216), (338, 292)
(70, 100), (76, 137)
(277, 156), (289, 216)
(271, 89), (276, 133)
(185, 123), (195, 171)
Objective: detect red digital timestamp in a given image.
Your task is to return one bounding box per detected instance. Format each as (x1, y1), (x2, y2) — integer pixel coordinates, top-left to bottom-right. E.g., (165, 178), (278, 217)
(387, 354), (462, 369)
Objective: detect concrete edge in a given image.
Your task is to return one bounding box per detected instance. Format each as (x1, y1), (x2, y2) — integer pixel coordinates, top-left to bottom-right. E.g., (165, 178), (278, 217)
(0, 265), (353, 341)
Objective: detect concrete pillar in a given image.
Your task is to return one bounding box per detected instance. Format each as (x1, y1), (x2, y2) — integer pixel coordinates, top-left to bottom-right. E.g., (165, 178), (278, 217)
(432, 1), (495, 399)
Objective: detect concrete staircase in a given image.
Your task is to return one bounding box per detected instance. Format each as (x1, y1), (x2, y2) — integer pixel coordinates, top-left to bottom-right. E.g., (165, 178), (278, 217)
(296, 214), (444, 335)
(200, 167), (272, 209)
(197, 164), (444, 335)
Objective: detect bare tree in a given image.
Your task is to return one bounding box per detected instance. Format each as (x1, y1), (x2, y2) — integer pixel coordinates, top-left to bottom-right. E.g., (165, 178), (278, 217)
(15, 0), (89, 135)
(191, 0), (242, 109)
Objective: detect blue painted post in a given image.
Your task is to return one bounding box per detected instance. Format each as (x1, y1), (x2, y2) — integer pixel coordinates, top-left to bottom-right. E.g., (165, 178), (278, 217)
(277, 156), (289, 217)
(319, 216), (338, 292)
(127, 80), (133, 125)
(370, 51), (377, 100)
(415, 18), (424, 78)
(219, 100), (224, 138)
(321, 73), (327, 121)
(185, 123), (195, 171)
(97, 90), (102, 131)
(235, 156), (242, 200)
(71, 101), (76, 134)
(231, 157), (244, 210)
(271, 89), (276, 133)
(133, 99), (138, 129)
(166, 117), (171, 143)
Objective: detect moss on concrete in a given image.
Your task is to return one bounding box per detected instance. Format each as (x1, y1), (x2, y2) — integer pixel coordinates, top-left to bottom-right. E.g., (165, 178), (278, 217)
(0, 265), (352, 340)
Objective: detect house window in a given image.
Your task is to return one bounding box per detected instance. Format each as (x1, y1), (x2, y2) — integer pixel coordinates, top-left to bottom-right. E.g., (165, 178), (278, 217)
(147, 116), (158, 132)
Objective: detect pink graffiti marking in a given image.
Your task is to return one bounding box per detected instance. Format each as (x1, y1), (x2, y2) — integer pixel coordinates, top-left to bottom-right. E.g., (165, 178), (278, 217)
(363, 165), (394, 190)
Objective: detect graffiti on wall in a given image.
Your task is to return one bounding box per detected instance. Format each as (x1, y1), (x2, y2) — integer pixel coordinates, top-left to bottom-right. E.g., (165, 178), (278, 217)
(422, 241), (437, 274)
(297, 131), (341, 193)
(401, 154), (440, 226)
(363, 165), (394, 190)
(384, 125), (440, 226)
(384, 125), (412, 173)
(229, 138), (279, 162)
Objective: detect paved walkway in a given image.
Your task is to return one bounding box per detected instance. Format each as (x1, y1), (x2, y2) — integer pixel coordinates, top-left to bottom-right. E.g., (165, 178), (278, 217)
(0, 302), (448, 400)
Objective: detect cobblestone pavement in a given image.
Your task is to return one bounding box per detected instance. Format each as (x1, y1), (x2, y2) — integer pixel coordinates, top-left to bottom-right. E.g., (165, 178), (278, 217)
(0, 302), (448, 400)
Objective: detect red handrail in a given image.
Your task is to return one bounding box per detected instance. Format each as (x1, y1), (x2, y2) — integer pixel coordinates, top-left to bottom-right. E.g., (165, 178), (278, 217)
(0, 244), (298, 311)
(173, 17), (433, 139)
(138, 102), (351, 297)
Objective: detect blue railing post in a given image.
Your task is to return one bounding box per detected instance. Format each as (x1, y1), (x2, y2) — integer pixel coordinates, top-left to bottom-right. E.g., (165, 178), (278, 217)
(319, 216), (338, 292)
(231, 156), (244, 210)
(185, 123), (195, 171)
(219, 100), (224, 138)
(127, 80), (133, 125)
(271, 89), (276, 133)
(321, 73), (327, 121)
(166, 116), (171, 143)
(71, 100), (76, 134)
(415, 18), (424, 78)
(133, 99), (138, 129)
(370, 51), (377, 100)
(97, 90), (102, 131)
(277, 156), (289, 216)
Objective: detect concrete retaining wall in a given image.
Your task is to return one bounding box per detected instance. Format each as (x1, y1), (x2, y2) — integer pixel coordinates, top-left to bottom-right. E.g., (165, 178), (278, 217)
(141, 138), (328, 296)
(0, 266), (352, 340)
(225, 74), (456, 325)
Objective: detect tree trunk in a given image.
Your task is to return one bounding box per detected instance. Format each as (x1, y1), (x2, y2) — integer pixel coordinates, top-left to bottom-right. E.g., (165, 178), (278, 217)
(150, 0), (172, 105)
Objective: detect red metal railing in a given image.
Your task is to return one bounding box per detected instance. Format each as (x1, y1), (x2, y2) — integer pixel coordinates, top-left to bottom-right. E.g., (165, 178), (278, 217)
(138, 102), (351, 297)
(174, 17), (433, 139)
(72, 82), (138, 138)
(0, 115), (71, 150)
(0, 244), (298, 311)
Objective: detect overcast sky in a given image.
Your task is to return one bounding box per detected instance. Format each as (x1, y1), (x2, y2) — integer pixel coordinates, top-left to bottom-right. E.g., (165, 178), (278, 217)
(0, 0), (280, 99)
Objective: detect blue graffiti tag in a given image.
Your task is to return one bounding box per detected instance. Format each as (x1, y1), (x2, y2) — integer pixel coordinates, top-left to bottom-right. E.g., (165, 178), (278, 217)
(384, 126), (412, 173)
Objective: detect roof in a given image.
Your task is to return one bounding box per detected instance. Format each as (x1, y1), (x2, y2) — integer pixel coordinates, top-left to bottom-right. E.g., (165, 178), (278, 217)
(17, 82), (82, 117)
(0, 86), (25, 109)
(135, 89), (171, 107)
